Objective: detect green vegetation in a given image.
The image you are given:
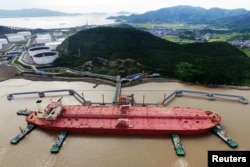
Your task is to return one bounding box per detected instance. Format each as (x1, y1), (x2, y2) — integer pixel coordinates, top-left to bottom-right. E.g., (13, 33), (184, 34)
(14, 56), (32, 69)
(241, 48), (250, 57)
(110, 6), (250, 29)
(55, 26), (250, 85)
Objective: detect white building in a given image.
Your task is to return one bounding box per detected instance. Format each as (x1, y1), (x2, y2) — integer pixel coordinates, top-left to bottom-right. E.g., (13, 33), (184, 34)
(0, 44), (2, 50)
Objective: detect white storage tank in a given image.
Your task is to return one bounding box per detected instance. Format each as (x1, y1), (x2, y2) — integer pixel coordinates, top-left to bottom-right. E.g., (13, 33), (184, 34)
(7, 35), (25, 42)
(57, 38), (66, 42)
(36, 37), (52, 44)
(28, 46), (51, 57)
(0, 38), (8, 45)
(17, 31), (31, 37)
(32, 51), (59, 65)
(53, 31), (63, 37)
(4, 33), (16, 37)
(45, 41), (62, 50)
(36, 33), (51, 38)
(36, 33), (52, 44)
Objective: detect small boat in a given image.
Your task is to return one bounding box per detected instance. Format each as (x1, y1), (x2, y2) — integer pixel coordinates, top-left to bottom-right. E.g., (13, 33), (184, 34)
(10, 124), (35, 144)
(16, 109), (33, 116)
(50, 131), (68, 153)
(212, 125), (238, 148)
(171, 133), (185, 156)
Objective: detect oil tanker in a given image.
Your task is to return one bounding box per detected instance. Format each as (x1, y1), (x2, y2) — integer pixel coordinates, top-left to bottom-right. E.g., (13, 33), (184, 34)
(26, 97), (221, 135)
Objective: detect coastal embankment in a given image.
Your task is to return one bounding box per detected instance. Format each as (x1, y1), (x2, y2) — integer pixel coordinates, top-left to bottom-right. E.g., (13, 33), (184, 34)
(2, 66), (250, 90)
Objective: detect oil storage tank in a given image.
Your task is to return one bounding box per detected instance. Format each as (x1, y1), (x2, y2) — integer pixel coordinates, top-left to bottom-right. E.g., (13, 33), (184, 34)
(36, 33), (52, 44)
(0, 38), (8, 45)
(45, 41), (62, 50)
(28, 46), (50, 57)
(32, 51), (59, 65)
(7, 35), (25, 42)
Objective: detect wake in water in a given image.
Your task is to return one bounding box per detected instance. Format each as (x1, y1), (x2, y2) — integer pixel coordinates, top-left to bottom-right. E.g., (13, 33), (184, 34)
(172, 158), (190, 167)
(0, 146), (10, 159)
(38, 156), (57, 167)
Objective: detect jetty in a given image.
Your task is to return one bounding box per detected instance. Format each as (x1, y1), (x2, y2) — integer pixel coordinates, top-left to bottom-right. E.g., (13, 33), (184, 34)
(7, 89), (86, 104)
(113, 75), (122, 104)
(162, 90), (248, 105)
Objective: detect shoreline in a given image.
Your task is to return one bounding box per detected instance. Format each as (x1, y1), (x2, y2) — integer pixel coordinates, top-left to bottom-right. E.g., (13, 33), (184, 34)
(13, 74), (250, 91)
(2, 66), (250, 90)
(15, 73), (177, 87)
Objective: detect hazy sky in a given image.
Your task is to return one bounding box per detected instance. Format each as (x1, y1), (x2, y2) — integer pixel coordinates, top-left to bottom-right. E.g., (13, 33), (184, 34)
(0, 0), (250, 13)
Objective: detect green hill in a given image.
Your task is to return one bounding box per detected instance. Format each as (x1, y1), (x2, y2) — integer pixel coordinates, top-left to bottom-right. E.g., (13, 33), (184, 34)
(55, 26), (250, 85)
(109, 6), (250, 29)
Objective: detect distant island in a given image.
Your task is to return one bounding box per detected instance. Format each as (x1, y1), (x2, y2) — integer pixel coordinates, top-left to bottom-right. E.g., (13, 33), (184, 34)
(0, 8), (81, 18)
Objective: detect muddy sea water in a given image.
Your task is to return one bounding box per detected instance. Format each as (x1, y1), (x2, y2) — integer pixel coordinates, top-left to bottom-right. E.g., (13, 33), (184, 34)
(0, 79), (250, 167)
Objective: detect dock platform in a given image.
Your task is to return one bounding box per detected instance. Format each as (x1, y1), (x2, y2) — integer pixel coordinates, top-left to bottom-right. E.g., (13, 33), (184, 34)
(7, 89), (86, 104)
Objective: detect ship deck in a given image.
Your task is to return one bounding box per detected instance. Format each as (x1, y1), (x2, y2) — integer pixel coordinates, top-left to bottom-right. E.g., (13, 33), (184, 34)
(26, 105), (221, 135)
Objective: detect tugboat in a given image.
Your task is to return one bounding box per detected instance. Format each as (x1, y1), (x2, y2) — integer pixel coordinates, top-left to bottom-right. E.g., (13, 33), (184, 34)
(16, 108), (33, 116)
(171, 133), (185, 156)
(212, 125), (238, 148)
(10, 124), (35, 144)
(50, 131), (68, 153)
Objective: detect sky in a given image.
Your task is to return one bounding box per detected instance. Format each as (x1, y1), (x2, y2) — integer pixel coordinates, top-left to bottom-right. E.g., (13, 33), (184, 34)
(0, 0), (250, 14)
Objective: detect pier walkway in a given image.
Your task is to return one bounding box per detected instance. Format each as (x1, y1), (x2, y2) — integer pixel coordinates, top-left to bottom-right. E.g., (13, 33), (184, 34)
(113, 75), (122, 104)
(7, 89), (86, 103)
(161, 90), (248, 105)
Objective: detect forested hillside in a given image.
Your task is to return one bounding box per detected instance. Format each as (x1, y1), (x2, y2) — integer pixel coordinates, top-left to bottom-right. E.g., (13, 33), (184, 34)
(55, 26), (250, 85)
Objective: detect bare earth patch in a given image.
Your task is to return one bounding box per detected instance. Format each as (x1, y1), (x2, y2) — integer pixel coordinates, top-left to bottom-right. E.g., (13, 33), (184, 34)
(0, 66), (18, 81)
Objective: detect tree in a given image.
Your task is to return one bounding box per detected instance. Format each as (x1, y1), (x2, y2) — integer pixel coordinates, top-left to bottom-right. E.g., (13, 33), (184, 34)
(175, 62), (204, 82)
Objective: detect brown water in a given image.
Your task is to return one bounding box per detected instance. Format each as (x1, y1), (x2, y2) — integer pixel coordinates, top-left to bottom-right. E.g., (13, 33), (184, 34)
(0, 79), (250, 167)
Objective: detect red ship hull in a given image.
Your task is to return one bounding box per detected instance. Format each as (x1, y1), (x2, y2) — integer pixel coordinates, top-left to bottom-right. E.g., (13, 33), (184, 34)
(26, 104), (221, 136)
